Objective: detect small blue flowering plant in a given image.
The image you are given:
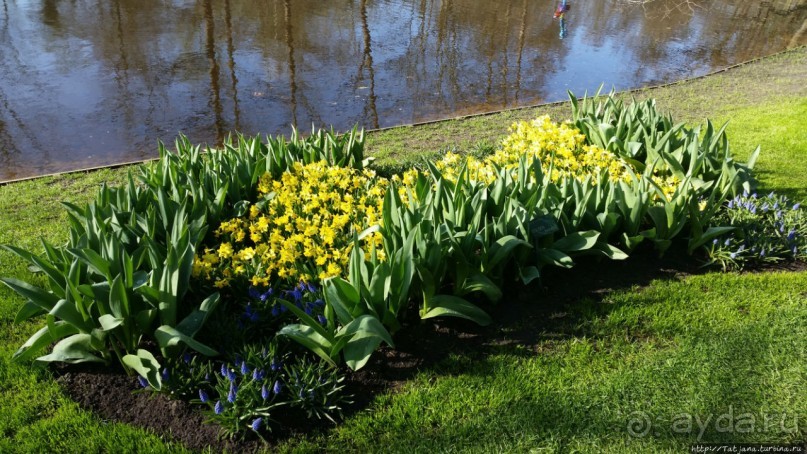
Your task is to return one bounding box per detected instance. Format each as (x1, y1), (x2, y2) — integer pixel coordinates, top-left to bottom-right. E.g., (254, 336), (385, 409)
(706, 191), (806, 269)
(190, 341), (348, 440)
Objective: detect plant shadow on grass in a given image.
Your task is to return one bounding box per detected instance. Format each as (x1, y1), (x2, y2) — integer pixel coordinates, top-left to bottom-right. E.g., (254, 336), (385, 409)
(54, 241), (805, 452)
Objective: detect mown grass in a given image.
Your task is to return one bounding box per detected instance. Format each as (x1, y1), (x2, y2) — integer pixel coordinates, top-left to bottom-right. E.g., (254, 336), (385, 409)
(278, 273), (807, 453)
(0, 47), (805, 452)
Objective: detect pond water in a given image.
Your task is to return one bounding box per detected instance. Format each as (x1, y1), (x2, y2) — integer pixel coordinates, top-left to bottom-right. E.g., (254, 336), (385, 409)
(0, 0), (805, 181)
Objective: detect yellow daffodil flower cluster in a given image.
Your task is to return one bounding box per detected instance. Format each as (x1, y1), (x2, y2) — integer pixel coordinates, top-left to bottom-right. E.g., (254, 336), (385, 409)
(394, 116), (680, 202)
(193, 161), (387, 288)
(496, 115), (632, 183)
(395, 116), (632, 195)
(649, 173), (682, 202)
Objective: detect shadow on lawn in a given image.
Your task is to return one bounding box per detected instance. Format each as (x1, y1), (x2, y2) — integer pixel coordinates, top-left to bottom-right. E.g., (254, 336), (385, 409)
(351, 240), (702, 387)
(397, 323), (803, 450)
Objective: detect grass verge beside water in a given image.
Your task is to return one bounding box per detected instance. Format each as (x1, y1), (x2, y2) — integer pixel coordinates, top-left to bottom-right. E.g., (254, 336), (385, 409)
(1, 47), (805, 452)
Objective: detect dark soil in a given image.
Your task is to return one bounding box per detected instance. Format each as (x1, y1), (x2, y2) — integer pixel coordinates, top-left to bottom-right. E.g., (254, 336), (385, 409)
(53, 247), (805, 452)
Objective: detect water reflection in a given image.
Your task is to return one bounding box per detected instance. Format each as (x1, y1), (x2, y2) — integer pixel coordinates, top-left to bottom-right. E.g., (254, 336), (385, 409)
(0, 0), (805, 181)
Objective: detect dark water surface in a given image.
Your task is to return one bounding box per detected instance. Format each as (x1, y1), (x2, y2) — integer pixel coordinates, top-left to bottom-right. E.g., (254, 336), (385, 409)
(1, 0), (805, 181)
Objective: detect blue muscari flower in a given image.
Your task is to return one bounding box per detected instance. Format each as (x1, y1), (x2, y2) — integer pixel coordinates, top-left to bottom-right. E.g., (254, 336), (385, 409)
(776, 211), (783, 219)
(228, 384), (238, 403)
(317, 314), (327, 325)
(306, 282), (317, 293)
(260, 288), (274, 301)
(273, 380), (283, 395)
(779, 224), (785, 233)
(161, 368), (170, 381)
(204, 373), (211, 382)
(774, 202), (780, 210)
(751, 192), (757, 199)
(227, 368), (237, 382)
(760, 249), (766, 257)
(730, 252), (736, 259)
(261, 384), (270, 400)
(728, 200), (735, 209)
(137, 376), (149, 388)
(248, 286), (262, 300)
(762, 203), (770, 212)
(787, 230), (797, 242)
(214, 400), (224, 415)
(253, 368), (264, 381)
(313, 298), (324, 307)
(251, 417), (263, 431)
(271, 305), (281, 317)
(242, 303), (259, 323)
(270, 360), (282, 372)
(743, 189), (749, 197)
(750, 205), (757, 215)
(792, 246), (798, 255)
(199, 389), (209, 403)
(220, 363), (228, 377)
(724, 238), (731, 246)
(240, 362), (250, 375)
(287, 287), (304, 303)
(304, 305), (313, 316)
(768, 191), (776, 198)
(794, 203), (801, 210)
(183, 353), (192, 364)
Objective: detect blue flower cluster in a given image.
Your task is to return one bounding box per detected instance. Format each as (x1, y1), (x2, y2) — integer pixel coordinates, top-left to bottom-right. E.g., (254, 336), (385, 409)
(709, 191), (805, 269)
(191, 342), (347, 438)
(241, 281), (327, 326)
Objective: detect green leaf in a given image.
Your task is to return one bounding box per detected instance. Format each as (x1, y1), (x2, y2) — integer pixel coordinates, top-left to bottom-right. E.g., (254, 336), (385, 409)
(1, 278), (61, 311)
(338, 314), (395, 370)
(122, 349), (162, 390)
(276, 297), (333, 341)
(487, 235), (532, 271)
(50, 299), (91, 332)
(13, 322), (80, 362)
(421, 295), (492, 326)
(109, 274), (129, 319)
(589, 242), (630, 260)
(155, 325), (218, 358)
(518, 265), (541, 285)
(15, 301), (46, 324)
(67, 248), (111, 279)
(460, 273), (503, 302)
(36, 333), (105, 364)
(537, 248), (574, 268)
(174, 293), (220, 338)
(688, 226), (736, 254)
(552, 231), (600, 253)
(98, 314), (124, 332)
(323, 277), (361, 326)
(277, 324), (336, 367)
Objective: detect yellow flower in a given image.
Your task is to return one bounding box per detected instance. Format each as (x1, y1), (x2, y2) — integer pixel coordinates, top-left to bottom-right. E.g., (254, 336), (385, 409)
(218, 242), (233, 259)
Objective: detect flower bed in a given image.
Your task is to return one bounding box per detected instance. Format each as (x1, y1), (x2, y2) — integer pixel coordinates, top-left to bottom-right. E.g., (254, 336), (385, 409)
(4, 93), (796, 441)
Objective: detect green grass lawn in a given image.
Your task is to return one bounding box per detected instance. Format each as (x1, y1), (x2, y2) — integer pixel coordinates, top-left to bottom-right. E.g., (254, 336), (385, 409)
(1, 47), (805, 453)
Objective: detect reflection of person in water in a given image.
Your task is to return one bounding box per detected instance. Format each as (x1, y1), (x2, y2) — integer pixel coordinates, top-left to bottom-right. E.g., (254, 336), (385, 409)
(554, 0), (570, 39)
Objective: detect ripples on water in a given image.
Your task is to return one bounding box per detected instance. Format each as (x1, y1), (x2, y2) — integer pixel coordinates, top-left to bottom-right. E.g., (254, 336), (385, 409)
(0, 0), (805, 181)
